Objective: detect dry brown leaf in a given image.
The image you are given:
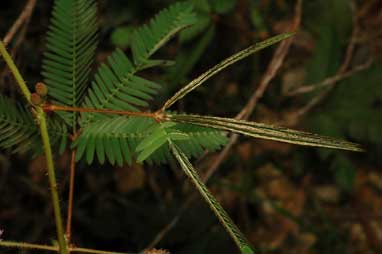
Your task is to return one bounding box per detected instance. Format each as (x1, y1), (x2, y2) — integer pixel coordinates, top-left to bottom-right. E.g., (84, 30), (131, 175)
(143, 248), (170, 254)
(313, 185), (340, 203)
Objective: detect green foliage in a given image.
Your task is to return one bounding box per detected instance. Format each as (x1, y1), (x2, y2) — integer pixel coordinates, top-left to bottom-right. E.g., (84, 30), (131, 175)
(0, 0), (366, 253)
(131, 2), (197, 67)
(0, 95), (68, 154)
(74, 116), (228, 165)
(110, 26), (134, 49)
(208, 0), (236, 14)
(79, 48), (160, 126)
(0, 95), (40, 153)
(42, 0), (98, 127)
(166, 0), (236, 92)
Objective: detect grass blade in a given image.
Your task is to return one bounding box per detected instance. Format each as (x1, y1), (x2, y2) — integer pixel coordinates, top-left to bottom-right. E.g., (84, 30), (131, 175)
(161, 32), (294, 111)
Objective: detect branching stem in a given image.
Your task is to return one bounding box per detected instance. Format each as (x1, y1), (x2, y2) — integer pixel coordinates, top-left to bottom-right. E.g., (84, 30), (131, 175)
(0, 40), (69, 254)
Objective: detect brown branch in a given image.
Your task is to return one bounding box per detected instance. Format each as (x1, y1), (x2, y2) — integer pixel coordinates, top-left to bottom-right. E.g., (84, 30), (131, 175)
(285, 58), (373, 97)
(292, 0), (371, 119)
(42, 104), (160, 120)
(2, 0), (37, 46)
(144, 0), (303, 249)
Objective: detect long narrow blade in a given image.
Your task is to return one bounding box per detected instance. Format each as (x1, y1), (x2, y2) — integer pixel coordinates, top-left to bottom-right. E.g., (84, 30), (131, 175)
(169, 142), (255, 254)
(162, 32), (294, 111)
(168, 113), (364, 152)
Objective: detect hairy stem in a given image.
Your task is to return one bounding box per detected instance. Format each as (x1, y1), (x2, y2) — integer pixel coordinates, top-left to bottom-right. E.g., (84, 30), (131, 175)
(0, 40), (68, 254)
(43, 104), (159, 119)
(36, 107), (69, 254)
(0, 241), (58, 252)
(0, 241), (137, 254)
(66, 148), (77, 242)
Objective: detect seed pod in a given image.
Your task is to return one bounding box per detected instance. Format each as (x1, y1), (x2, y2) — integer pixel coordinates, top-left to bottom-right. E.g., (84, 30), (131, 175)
(35, 82), (48, 96)
(31, 93), (43, 105)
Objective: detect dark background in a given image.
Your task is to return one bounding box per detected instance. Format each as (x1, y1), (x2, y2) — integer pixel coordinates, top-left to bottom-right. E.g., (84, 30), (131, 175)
(1, 0), (381, 253)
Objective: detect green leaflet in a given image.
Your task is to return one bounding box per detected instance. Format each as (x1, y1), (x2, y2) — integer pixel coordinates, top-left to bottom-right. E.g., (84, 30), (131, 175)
(42, 0), (98, 127)
(80, 2), (198, 127)
(131, 2), (197, 67)
(73, 116), (228, 165)
(136, 121), (190, 162)
(0, 95), (39, 153)
(169, 142), (255, 254)
(79, 49), (160, 126)
(0, 95), (68, 154)
(168, 113), (364, 152)
(74, 116), (155, 166)
(162, 32), (294, 111)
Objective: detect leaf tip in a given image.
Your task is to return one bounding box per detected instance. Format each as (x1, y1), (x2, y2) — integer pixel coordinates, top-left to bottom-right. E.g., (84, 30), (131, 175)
(240, 245), (255, 254)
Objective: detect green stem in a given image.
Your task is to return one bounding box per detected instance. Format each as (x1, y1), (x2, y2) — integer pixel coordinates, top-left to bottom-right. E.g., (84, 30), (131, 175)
(0, 241), (137, 254)
(0, 40), (68, 254)
(71, 247), (136, 254)
(0, 241), (58, 252)
(0, 41), (31, 102)
(36, 107), (69, 254)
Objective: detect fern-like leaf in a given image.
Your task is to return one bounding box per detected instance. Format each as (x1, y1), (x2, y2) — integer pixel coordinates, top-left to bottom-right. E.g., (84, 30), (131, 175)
(168, 113), (364, 151)
(0, 95), (69, 156)
(42, 0), (98, 127)
(73, 116), (227, 165)
(80, 49), (160, 126)
(169, 142), (255, 254)
(136, 121), (189, 162)
(0, 95), (40, 153)
(73, 116), (155, 166)
(80, 2), (197, 126)
(131, 2), (197, 67)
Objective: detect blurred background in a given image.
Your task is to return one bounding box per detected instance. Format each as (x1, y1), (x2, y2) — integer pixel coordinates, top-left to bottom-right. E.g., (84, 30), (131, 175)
(0, 0), (381, 253)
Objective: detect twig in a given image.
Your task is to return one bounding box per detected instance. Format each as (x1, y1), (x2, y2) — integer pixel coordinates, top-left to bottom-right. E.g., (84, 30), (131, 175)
(42, 104), (160, 120)
(0, 240), (142, 254)
(285, 58), (373, 97)
(0, 241), (57, 252)
(292, 0), (369, 119)
(72, 246), (139, 254)
(2, 0), (37, 46)
(144, 0), (302, 248)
